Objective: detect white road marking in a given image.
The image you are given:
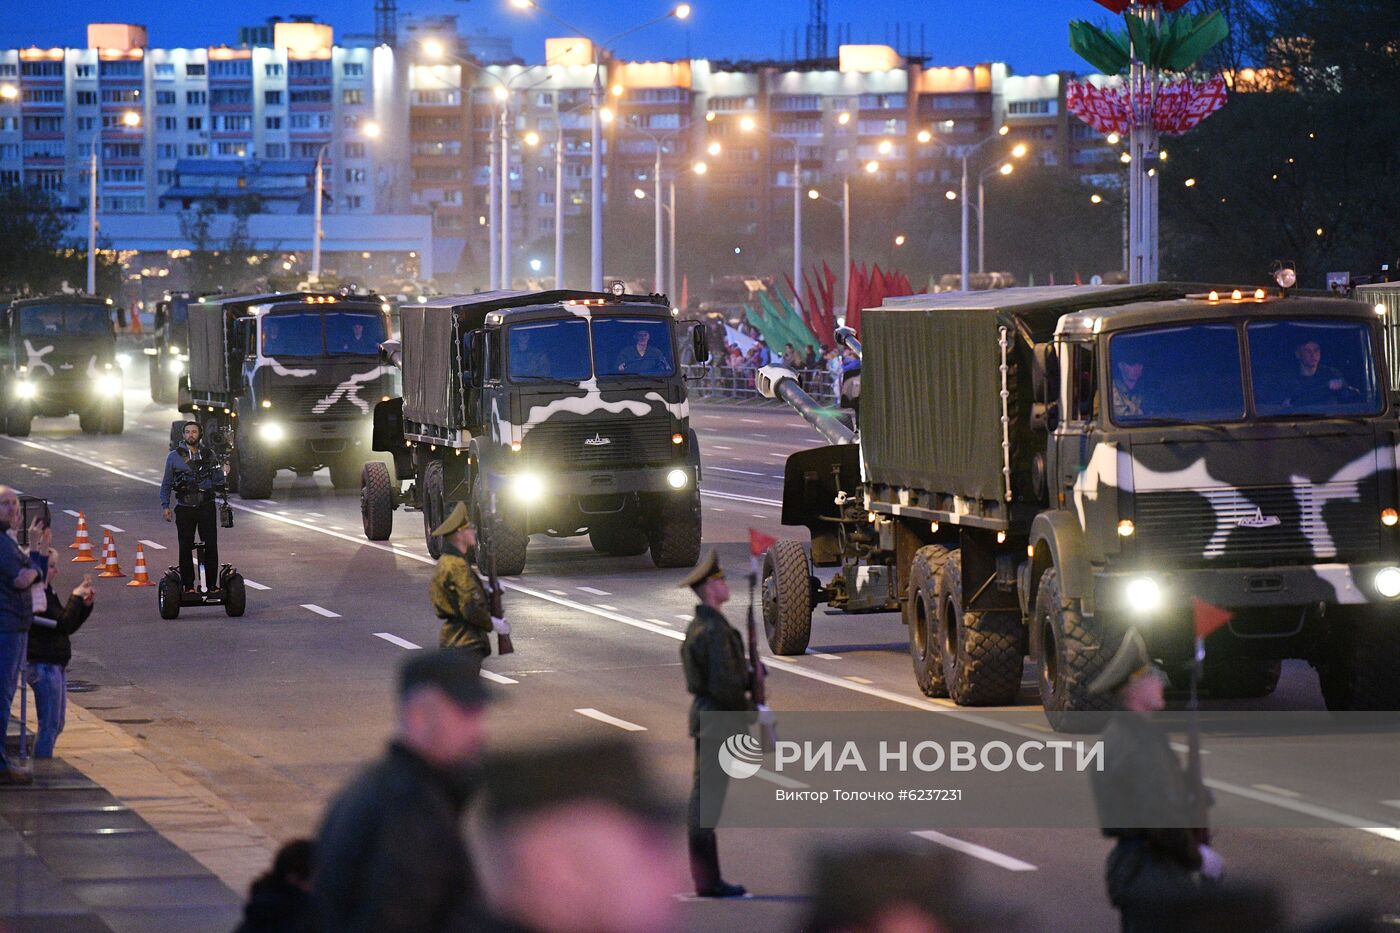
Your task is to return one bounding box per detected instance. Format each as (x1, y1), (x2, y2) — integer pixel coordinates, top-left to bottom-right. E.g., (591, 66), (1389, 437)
(595, 604), (618, 611)
(912, 831), (1038, 872)
(138, 540), (166, 551)
(711, 508), (726, 512)
(768, 452), (789, 458)
(100, 524), (125, 533)
(374, 632), (421, 650)
(63, 509), (81, 518)
(1203, 779), (1400, 844)
(1252, 783), (1301, 798)
(302, 604), (340, 618)
(306, 511), (325, 517)
(845, 675), (874, 685)
(574, 708), (646, 732)
(548, 589), (569, 596)
(751, 513), (766, 519)
(677, 614), (693, 621)
(711, 445), (734, 450)
(481, 670), (519, 685)
(710, 466), (765, 476)
(243, 580), (270, 590)
(645, 618), (672, 626)
(701, 490), (781, 508)
(741, 419), (762, 424)
(577, 586), (611, 596)
(806, 649), (842, 660)
(1382, 800), (1400, 811)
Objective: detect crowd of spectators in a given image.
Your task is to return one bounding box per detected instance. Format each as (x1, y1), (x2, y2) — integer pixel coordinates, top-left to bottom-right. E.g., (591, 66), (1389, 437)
(698, 319), (858, 404)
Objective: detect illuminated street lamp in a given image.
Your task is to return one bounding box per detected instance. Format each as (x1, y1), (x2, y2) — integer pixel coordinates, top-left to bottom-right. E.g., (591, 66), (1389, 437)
(976, 161), (1016, 274)
(960, 126), (1028, 291)
(88, 109), (142, 295)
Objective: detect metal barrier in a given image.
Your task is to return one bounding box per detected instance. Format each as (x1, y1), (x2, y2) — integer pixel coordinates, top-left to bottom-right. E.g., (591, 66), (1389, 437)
(684, 364), (845, 406)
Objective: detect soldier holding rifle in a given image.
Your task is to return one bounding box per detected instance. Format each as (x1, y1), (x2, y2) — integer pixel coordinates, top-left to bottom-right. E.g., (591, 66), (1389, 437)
(430, 503), (512, 657)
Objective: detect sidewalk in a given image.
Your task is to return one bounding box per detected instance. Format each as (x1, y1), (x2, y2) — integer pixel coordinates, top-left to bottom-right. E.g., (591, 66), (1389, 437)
(3, 697), (275, 932)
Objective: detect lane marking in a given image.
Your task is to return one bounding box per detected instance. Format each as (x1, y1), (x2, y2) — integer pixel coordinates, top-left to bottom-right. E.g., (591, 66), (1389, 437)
(711, 445), (734, 450)
(912, 831), (1038, 872)
(701, 490), (781, 508)
(595, 604), (618, 611)
(481, 670), (519, 685)
(741, 419), (763, 424)
(306, 511), (325, 517)
(1382, 801), (1400, 811)
(677, 614), (693, 621)
(374, 632), (421, 650)
(138, 540), (166, 551)
(1252, 783), (1301, 799)
(100, 524), (125, 533)
(1203, 779), (1400, 844)
(806, 649), (842, 660)
(645, 618), (672, 626)
(845, 675), (874, 685)
(244, 580), (270, 591)
(709, 466), (765, 477)
(574, 708), (646, 732)
(548, 589), (568, 596)
(302, 604), (341, 618)
(578, 586), (611, 596)
(63, 509), (81, 518)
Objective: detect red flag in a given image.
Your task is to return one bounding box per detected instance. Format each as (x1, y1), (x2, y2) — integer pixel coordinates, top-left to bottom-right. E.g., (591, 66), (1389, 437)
(1192, 597), (1232, 641)
(749, 527), (778, 558)
(680, 274), (688, 311)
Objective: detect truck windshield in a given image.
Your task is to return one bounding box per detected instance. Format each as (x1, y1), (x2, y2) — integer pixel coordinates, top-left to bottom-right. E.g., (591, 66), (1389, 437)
(507, 317), (674, 382)
(1248, 319), (1383, 417)
(261, 310), (386, 357)
(593, 317), (675, 377)
(508, 320), (592, 382)
(18, 305), (111, 339)
(1109, 324), (1246, 425)
(326, 312), (387, 356)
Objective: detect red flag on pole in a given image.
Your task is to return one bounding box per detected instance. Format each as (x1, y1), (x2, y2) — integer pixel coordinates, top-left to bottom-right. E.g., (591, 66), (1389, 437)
(749, 527), (778, 557)
(1192, 597), (1232, 641)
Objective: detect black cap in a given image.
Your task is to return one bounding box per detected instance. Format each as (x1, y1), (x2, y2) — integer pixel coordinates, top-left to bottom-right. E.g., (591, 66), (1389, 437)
(481, 739), (680, 829)
(398, 649), (491, 708)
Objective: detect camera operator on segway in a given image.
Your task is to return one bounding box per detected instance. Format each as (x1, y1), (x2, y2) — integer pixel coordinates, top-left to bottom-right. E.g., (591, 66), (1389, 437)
(158, 421), (245, 618)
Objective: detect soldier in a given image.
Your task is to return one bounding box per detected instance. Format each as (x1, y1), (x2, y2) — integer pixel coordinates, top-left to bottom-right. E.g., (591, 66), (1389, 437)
(1112, 348), (1148, 418)
(615, 328), (667, 374)
(1089, 630), (1224, 932)
(679, 549), (769, 898)
(430, 502), (509, 657)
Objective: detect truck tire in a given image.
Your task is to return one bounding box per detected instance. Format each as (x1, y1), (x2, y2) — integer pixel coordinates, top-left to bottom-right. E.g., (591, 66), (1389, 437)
(935, 550), (1022, 706)
(588, 524), (649, 556)
(5, 408), (31, 437)
(361, 461), (394, 541)
(473, 481), (528, 575)
(328, 456), (360, 491)
(647, 489), (702, 569)
(1032, 568), (1115, 732)
(237, 441), (274, 500)
(103, 399), (124, 435)
(907, 545), (951, 698)
(761, 540), (813, 655)
(1318, 607), (1400, 710)
(421, 460), (445, 559)
(79, 407), (102, 434)
(1201, 655), (1281, 699)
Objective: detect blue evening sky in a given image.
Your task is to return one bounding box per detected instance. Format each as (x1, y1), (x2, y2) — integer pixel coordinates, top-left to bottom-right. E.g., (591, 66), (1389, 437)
(7, 1), (1104, 75)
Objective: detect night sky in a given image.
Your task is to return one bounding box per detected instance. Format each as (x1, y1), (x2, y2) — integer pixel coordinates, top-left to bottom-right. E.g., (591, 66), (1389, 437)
(7, 1), (1105, 75)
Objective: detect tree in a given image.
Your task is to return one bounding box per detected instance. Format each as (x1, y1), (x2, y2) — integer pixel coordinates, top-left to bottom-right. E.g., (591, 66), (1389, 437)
(178, 196), (266, 292)
(0, 185), (121, 296)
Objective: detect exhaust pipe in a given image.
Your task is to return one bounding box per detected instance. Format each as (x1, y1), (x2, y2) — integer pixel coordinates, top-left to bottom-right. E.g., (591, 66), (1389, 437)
(756, 365), (856, 446)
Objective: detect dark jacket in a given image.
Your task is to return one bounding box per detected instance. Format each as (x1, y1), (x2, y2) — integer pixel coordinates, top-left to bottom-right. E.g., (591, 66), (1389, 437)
(1091, 714), (1204, 870)
(233, 875), (315, 933)
(160, 443), (223, 510)
(0, 532), (35, 634)
(681, 603), (755, 738)
(27, 586), (93, 667)
(431, 542), (492, 654)
(313, 742), (480, 933)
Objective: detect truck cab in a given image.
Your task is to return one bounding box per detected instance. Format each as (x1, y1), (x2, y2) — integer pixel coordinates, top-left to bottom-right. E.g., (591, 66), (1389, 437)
(181, 292), (395, 499)
(0, 295), (123, 436)
(363, 288), (705, 575)
(148, 291), (218, 404)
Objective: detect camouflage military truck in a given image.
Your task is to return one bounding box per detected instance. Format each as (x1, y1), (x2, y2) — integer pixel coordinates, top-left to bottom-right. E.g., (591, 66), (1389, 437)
(760, 284), (1400, 728)
(179, 291), (395, 499)
(147, 291), (219, 404)
(362, 288), (707, 575)
(0, 295), (123, 436)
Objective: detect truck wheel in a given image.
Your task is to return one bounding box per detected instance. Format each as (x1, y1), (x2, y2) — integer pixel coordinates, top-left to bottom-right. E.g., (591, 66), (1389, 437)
(329, 457), (360, 490)
(1318, 607), (1400, 710)
(647, 489), (702, 569)
(223, 573), (247, 618)
(103, 399), (124, 435)
(79, 407), (102, 434)
(907, 545), (951, 698)
(1032, 568), (1115, 731)
(761, 540), (813, 655)
(1201, 655), (1281, 699)
(158, 574), (182, 620)
(421, 460), (445, 559)
(5, 408), (31, 437)
(237, 441), (274, 500)
(588, 524), (649, 556)
(935, 550), (1022, 706)
(474, 481), (528, 575)
(361, 461), (395, 541)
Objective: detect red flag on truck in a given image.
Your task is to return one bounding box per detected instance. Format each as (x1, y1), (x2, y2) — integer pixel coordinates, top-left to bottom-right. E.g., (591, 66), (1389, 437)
(1193, 597), (1232, 641)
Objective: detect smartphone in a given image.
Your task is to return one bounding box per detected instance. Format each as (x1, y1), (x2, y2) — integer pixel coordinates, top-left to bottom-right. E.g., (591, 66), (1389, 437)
(18, 495), (50, 549)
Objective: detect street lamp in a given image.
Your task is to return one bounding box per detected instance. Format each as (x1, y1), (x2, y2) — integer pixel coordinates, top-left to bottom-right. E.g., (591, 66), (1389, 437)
(960, 126), (1027, 291)
(88, 109), (142, 295)
(738, 116), (807, 303)
(623, 118), (695, 296)
(976, 161), (1015, 275)
(510, 1), (693, 291)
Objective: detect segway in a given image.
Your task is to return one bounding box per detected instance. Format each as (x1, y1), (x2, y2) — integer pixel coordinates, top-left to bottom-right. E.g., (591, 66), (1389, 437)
(158, 541), (246, 619)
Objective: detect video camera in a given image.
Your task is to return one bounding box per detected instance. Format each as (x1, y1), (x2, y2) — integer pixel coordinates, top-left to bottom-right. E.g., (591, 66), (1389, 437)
(169, 421), (234, 528)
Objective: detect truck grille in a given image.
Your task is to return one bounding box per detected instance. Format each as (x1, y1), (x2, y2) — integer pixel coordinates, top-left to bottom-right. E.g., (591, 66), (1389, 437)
(278, 385), (380, 418)
(1134, 482), (1379, 565)
(520, 417), (673, 469)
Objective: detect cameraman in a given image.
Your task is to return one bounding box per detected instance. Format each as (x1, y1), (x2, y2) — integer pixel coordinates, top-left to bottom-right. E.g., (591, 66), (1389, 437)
(160, 421), (223, 594)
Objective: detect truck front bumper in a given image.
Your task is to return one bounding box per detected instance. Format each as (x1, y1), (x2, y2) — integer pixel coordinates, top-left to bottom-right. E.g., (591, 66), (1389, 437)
(485, 463), (698, 501)
(1093, 561), (1400, 615)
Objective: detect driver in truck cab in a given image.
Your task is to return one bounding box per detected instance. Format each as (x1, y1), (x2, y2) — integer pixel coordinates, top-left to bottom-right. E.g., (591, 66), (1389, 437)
(160, 421), (223, 594)
(1287, 339), (1351, 407)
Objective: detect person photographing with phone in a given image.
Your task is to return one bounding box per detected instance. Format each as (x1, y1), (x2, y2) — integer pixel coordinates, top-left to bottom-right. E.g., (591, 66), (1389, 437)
(0, 486), (42, 784)
(160, 421), (224, 594)
(26, 535), (95, 760)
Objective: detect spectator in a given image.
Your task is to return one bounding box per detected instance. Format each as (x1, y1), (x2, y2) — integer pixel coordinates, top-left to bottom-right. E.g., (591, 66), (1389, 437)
(804, 344), (820, 371)
(314, 649), (491, 933)
(26, 543), (94, 759)
(782, 342), (802, 370)
(0, 486), (40, 785)
(235, 839), (316, 933)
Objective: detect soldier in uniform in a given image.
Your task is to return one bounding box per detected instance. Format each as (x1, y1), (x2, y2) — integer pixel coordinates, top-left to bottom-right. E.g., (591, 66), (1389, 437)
(1090, 630), (1223, 932)
(430, 503), (510, 657)
(679, 549), (767, 898)
(1112, 348), (1148, 419)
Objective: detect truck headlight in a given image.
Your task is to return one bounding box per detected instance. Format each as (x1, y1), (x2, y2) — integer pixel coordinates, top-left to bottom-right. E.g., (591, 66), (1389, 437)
(95, 374), (121, 394)
(1375, 567), (1400, 599)
(168, 358), (184, 375)
(1125, 577), (1163, 614)
(115, 353), (131, 369)
(666, 468), (689, 489)
(257, 421), (285, 443)
(509, 472), (545, 504)
(14, 380), (35, 399)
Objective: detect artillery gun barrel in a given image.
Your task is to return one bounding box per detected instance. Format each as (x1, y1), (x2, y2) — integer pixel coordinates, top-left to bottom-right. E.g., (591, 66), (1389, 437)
(379, 339), (403, 369)
(755, 365), (856, 446)
(834, 326), (862, 360)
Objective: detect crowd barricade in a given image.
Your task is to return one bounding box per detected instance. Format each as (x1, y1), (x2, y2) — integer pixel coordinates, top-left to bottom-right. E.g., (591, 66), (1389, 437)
(682, 364), (844, 406)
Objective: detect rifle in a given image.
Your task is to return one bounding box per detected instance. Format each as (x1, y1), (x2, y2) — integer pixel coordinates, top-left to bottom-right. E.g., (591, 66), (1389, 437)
(487, 546), (514, 655)
(1186, 637), (1211, 845)
(746, 569), (774, 749)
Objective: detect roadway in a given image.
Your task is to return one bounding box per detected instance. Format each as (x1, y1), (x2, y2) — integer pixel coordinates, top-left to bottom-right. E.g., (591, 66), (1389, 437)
(4, 377), (1399, 931)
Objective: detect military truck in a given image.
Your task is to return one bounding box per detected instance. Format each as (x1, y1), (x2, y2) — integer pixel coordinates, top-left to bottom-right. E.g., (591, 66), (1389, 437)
(179, 291), (395, 499)
(760, 284), (1400, 727)
(0, 295), (123, 436)
(147, 291), (219, 404)
(362, 288), (707, 575)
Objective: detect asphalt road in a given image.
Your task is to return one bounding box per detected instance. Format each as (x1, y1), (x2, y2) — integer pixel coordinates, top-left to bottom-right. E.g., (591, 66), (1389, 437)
(5, 377), (1399, 931)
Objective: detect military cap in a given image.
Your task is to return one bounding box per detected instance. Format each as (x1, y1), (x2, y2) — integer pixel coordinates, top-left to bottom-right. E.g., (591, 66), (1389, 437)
(430, 501), (475, 537)
(1088, 629), (1165, 696)
(480, 739), (681, 828)
(399, 648), (491, 707)
(677, 548), (724, 590)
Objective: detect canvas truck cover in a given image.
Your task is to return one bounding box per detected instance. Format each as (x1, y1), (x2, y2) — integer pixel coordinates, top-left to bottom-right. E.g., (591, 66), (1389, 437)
(186, 300), (232, 394)
(400, 303), (460, 427)
(862, 284), (1193, 503)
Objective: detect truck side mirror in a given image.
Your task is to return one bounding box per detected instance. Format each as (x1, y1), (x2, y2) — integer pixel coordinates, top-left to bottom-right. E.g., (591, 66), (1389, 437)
(690, 322), (710, 363)
(1031, 342), (1057, 404)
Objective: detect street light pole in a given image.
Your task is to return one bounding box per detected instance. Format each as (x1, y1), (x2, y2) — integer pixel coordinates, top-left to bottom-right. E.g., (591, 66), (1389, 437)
(959, 152), (970, 292)
(311, 142), (330, 284)
(555, 127), (565, 288)
(653, 146), (663, 293)
(841, 174), (851, 315)
(590, 60), (603, 290)
(977, 173), (985, 276)
(500, 104), (512, 288)
(488, 108), (500, 291)
(792, 149), (802, 305)
(667, 179), (677, 304)
(86, 145), (99, 294)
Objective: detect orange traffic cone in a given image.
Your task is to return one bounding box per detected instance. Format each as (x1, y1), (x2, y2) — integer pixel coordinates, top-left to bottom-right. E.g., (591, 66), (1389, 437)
(126, 542), (155, 587)
(69, 512), (91, 550)
(72, 521), (98, 563)
(97, 533), (125, 579)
